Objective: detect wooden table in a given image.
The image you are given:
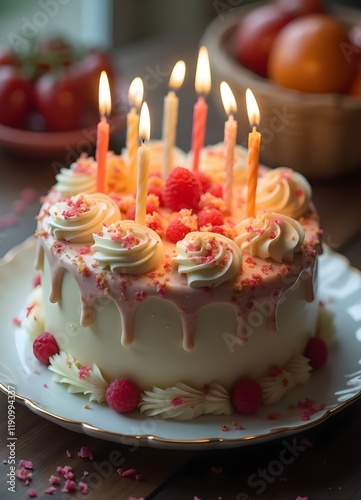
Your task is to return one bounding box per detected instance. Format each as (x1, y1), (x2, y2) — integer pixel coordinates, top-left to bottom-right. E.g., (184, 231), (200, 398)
(1, 37), (361, 500)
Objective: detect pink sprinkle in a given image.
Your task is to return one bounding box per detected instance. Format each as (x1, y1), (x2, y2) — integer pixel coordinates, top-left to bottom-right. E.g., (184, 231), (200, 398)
(78, 366), (91, 380)
(66, 450), (72, 458)
(33, 369), (40, 375)
(299, 410), (311, 421)
(49, 475), (60, 485)
(117, 467), (142, 480)
(294, 188), (303, 197)
(135, 289), (147, 302)
(295, 497), (308, 500)
(76, 245), (92, 255)
(300, 438), (313, 448)
(235, 425), (245, 430)
(78, 481), (89, 495)
(19, 460), (33, 469)
(0, 213), (18, 227)
(43, 384), (48, 389)
(21, 188), (37, 203)
(220, 425), (229, 432)
(16, 467), (32, 483)
(267, 412), (282, 421)
(77, 447), (93, 460)
(12, 199), (27, 214)
(12, 317), (22, 327)
(56, 465), (74, 478)
(61, 479), (77, 493)
(27, 488), (37, 498)
(44, 486), (57, 494)
(171, 397), (184, 407)
(269, 365), (283, 377)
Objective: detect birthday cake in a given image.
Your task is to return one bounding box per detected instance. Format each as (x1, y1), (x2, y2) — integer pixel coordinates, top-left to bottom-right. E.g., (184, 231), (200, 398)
(22, 142), (326, 421)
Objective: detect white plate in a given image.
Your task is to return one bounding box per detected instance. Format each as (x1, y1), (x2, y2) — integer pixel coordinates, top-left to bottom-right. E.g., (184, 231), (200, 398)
(1, 238), (361, 450)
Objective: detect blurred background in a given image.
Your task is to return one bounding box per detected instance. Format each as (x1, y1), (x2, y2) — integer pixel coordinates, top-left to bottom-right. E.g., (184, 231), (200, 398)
(0, 0), (359, 51)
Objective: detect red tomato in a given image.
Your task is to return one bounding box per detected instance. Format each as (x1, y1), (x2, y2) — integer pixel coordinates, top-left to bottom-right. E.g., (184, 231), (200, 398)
(233, 4), (293, 77)
(69, 49), (115, 110)
(36, 37), (76, 74)
(268, 15), (359, 93)
(34, 70), (85, 131)
(0, 48), (21, 67)
(276, 0), (328, 18)
(0, 66), (33, 128)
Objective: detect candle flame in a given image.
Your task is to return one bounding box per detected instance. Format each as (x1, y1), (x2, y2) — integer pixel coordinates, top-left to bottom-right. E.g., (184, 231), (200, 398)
(99, 71), (111, 116)
(169, 60), (186, 90)
(128, 77), (144, 109)
(246, 88), (260, 128)
(139, 101), (150, 141)
(220, 81), (237, 116)
(195, 46), (211, 95)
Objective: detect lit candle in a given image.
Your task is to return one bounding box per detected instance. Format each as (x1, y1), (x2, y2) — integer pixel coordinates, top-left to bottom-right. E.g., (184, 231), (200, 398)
(96, 71), (111, 193)
(246, 88), (261, 218)
(127, 77), (144, 192)
(191, 46), (211, 171)
(220, 81), (237, 213)
(162, 60), (186, 179)
(135, 102), (151, 226)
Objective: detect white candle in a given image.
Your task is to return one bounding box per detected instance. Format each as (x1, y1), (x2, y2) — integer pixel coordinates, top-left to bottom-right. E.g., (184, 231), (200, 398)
(220, 81), (237, 212)
(162, 60), (186, 179)
(135, 102), (151, 226)
(126, 77), (144, 192)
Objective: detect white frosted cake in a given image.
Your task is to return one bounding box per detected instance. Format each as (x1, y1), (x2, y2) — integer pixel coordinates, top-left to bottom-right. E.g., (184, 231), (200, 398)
(24, 145), (326, 420)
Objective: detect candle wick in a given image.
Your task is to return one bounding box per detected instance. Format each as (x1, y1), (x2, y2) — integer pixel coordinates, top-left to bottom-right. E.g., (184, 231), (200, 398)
(252, 125), (257, 133)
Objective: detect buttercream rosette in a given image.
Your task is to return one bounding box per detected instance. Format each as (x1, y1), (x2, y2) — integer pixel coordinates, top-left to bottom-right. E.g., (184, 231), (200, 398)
(172, 231), (242, 287)
(55, 157), (97, 198)
(48, 193), (120, 243)
(92, 220), (164, 274)
(256, 167), (312, 218)
(235, 211), (304, 263)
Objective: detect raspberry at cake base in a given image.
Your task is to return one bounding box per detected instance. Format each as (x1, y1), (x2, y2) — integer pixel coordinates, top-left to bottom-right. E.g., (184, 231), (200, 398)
(25, 146), (325, 421)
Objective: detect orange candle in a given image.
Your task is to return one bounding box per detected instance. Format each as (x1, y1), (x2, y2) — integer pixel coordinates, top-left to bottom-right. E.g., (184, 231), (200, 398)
(191, 46), (211, 172)
(246, 88), (261, 218)
(96, 71), (111, 193)
(135, 102), (151, 226)
(220, 81), (237, 213)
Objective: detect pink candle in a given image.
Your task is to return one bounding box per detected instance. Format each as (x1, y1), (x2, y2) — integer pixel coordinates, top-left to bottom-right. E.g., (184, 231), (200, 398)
(191, 46), (211, 172)
(96, 71), (111, 193)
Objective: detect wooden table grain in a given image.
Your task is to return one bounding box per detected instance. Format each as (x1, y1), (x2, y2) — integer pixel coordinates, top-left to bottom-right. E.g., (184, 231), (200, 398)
(1, 37), (361, 500)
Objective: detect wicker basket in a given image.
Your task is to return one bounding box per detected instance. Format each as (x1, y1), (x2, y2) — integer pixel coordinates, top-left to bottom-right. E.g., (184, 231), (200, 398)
(201, 2), (361, 178)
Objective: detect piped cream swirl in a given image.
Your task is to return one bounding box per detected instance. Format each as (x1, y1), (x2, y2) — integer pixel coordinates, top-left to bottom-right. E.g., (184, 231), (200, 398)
(92, 220), (164, 274)
(172, 231), (242, 288)
(55, 157), (97, 198)
(48, 193), (120, 243)
(139, 383), (232, 420)
(256, 167), (312, 218)
(235, 212), (304, 263)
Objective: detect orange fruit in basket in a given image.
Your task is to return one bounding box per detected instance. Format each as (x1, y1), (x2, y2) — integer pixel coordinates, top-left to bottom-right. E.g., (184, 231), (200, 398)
(268, 14), (359, 93)
(348, 68), (361, 97)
